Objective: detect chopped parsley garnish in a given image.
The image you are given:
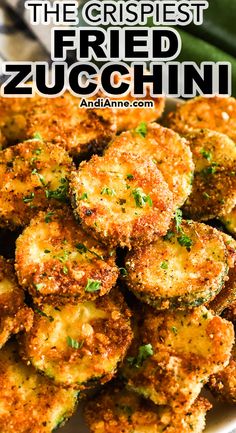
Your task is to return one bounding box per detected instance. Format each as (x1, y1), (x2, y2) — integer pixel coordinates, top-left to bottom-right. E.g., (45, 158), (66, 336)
(163, 230), (175, 241)
(62, 266), (68, 275)
(135, 122), (148, 138)
(200, 162), (218, 176)
(33, 283), (44, 291)
(66, 336), (84, 350)
(101, 187), (116, 196)
(76, 243), (103, 260)
(45, 178), (69, 202)
(202, 192), (211, 199)
(127, 344), (153, 368)
(55, 250), (69, 263)
(45, 211), (54, 223)
(85, 279), (101, 293)
(34, 308), (54, 322)
(174, 209), (182, 233)
(80, 192), (88, 200)
(32, 168), (47, 186)
(44, 249), (51, 254)
(160, 260), (168, 270)
(171, 326), (178, 335)
(200, 149), (212, 161)
(132, 188), (152, 208)
(32, 132), (43, 141)
(126, 174), (134, 180)
(23, 192), (35, 203)
(177, 234), (193, 251)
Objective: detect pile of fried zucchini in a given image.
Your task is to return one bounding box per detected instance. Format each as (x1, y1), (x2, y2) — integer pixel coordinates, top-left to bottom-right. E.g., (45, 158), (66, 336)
(0, 89), (236, 433)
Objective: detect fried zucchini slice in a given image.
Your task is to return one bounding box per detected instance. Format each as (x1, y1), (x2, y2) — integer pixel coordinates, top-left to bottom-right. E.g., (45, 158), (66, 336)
(209, 234), (236, 314)
(18, 290), (132, 388)
(70, 150), (174, 249)
(0, 139), (74, 229)
(84, 385), (211, 433)
(106, 123), (194, 208)
(167, 96), (236, 143)
(182, 129), (236, 220)
(15, 208), (118, 303)
(209, 344), (236, 404)
(0, 96), (32, 147)
(0, 256), (33, 348)
(122, 306), (234, 411)
(221, 207), (236, 237)
(0, 341), (78, 433)
(24, 92), (116, 157)
(125, 220), (228, 309)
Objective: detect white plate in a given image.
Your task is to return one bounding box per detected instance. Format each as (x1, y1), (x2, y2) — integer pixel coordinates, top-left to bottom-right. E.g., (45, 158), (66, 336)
(60, 97), (236, 433)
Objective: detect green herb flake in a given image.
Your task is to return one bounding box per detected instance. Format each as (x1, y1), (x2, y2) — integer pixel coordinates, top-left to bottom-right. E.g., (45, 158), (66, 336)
(174, 209), (182, 233)
(45, 211), (54, 223)
(163, 230), (174, 241)
(32, 168), (47, 186)
(22, 192), (35, 203)
(44, 249), (51, 254)
(160, 260), (168, 270)
(34, 308), (54, 322)
(101, 187), (116, 196)
(171, 326), (178, 335)
(119, 267), (128, 276)
(76, 243), (103, 260)
(33, 283), (44, 291)
(132, 188), (152, 208)
(66, 336), (84, 350)
(126, 174), (134, 180)
(200, 149), (212, 161)
(85, 279), (101, 293)
(62, 266), (68, 275)
(177, 234), (193, 251)
(202, 192), (211, 199)
(127, 343), (154, 368)
(32, 132), (43, 141)
(80, 192), (88, 200)
(135, 122), (148, 138)
(45, 178), (69, 202)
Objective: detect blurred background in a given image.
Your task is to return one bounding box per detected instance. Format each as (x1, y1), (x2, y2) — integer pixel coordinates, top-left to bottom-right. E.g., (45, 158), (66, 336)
(1, 0), (236, 95)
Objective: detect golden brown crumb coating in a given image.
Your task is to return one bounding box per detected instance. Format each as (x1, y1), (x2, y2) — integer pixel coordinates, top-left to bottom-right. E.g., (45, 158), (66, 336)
(0, 341), (78, 433)
(0, 139), (74, 229)
(125, 220), (228, 309)
(167, 96), (236, 143)
(84, 385), (211, 433)
(15, 208), (118, 304)
(18, 290), (133, 388)
(182, 129), (236, 220)
(122, 306), (234, 412)
(106, 123), (194, 208)
(221, 207), (236, 238)
(0, 256), (33, 348)
(70, 150), (174, 249)
(209, 344), (236, 404)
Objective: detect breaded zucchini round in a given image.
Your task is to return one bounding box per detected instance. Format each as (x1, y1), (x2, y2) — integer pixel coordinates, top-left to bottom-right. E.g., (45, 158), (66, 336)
(209, 344), (236, 404)
(125, 220), (228, 309)
(18, 290), (133, 388)
(24, 92), (116, 157)
(182, 129), (236, 220)
(0, 341), (78, 433)
(221, 207), (236, 237)
(0, 139), (74, 229)
(106, 123), (194, 208)
(122, 306), (234, 411)
(0, 256), (33, 348)
(209, 233), (236, 314)
(0, 96), (32, 147)
(84, 385), (211, 433)
(70, 150), (174, 249)
(167, 96), (236, 143)
(15, 208), (118, 304)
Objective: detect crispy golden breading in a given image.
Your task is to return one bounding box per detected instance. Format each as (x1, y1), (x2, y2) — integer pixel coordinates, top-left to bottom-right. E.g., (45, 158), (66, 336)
(209, 234), (236, 314)
(125, 220), (228, 309)
(221, 207), (236, 237)
(24, 92), (116, 157)
(0, 139), (74, 229)
(167, 96), (236, 143)
(15, 208), (118, 303)
(84, 386), (211, 433)
(70, 150), (174, 249)
(106, 123), (194, 208)
(182, 129), (236, 220)
(0, 256), (33, 348)
(18, 290), (133, 388)
(209, 344), (236, 404)
(122, 306), (234, 411)
(0, 97), (32, 147)
(0, 341), (78, 433)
